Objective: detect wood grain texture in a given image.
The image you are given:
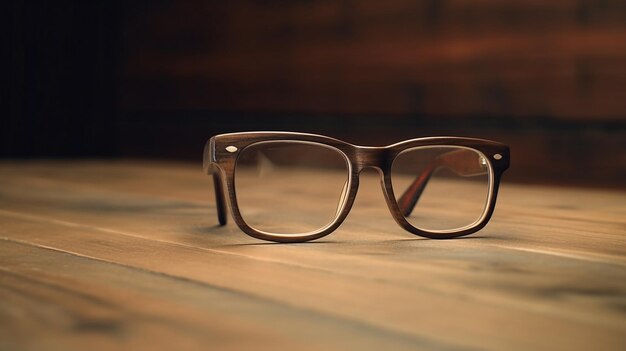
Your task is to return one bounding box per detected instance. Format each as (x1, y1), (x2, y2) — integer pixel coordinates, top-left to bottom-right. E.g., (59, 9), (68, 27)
(123, 0), (626, 119)
(0, 160), (625, 350)
(114, 0), (626, 188)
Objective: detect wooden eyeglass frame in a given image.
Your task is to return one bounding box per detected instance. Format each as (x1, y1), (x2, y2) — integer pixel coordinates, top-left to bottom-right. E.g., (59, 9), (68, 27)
(204, 132), (510, 243)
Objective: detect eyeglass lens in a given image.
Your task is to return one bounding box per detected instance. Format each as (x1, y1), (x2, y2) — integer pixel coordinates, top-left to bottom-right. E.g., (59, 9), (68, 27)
(391, 146), (492, 232)
(235, 141), (350, 235)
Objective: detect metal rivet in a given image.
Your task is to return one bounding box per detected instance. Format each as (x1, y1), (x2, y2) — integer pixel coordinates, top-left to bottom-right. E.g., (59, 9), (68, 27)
(493, 153), (502, 160)
(225, 146), (238, 153)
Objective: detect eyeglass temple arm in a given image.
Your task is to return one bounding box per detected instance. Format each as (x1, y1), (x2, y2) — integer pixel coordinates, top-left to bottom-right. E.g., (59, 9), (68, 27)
(204, 139), (228, 226)
(397, 149), (487, 217)
(210, 165), (228, 225)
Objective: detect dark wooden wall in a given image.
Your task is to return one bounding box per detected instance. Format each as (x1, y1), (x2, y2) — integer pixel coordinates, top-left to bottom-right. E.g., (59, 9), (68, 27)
(4, 0), (626, 187)
(123, 0), (626, 118)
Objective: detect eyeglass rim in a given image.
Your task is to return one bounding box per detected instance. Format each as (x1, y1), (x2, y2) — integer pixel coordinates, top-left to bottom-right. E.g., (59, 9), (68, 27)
(205, 131), (510, 243)
(389, 145), (495, 234)
(233, 140), (354, 237)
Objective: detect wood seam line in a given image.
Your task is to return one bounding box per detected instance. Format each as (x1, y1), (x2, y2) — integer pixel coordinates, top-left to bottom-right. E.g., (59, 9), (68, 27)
(0, 209), (475, 291)
(0, 212), (491, 302)
(0, 209), (331, 273)
(1, 173), (213, 207)
(489, 245), (626, 266)
(0, 235), (330, 293)
(0, 237), (453, 350)
(0, 208), (624, 267)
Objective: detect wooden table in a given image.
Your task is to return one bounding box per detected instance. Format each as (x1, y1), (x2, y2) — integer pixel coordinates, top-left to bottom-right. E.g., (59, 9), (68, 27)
(0, 160), (624, 350)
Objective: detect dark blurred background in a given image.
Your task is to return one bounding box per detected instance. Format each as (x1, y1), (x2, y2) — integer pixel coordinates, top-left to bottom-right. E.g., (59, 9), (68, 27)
(4, 0), (626, 187)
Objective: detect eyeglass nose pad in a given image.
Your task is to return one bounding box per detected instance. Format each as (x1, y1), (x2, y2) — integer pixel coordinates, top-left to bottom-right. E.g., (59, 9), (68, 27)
(335, 179), (350, 216)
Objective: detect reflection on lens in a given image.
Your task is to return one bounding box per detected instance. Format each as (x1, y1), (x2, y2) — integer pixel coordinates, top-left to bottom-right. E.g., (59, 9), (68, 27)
(235, 141), (349, 235)
(391, 146), (491, 232)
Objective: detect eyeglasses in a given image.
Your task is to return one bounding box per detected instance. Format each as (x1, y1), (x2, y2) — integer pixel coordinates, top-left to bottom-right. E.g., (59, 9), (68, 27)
(204, 132), (509, 243)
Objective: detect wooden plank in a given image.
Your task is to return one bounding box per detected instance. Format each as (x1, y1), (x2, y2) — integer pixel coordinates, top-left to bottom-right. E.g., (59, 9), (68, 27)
(0, 242), (295, 351)
(0, 161), (625, 350)
(0, 241), (427, 351)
